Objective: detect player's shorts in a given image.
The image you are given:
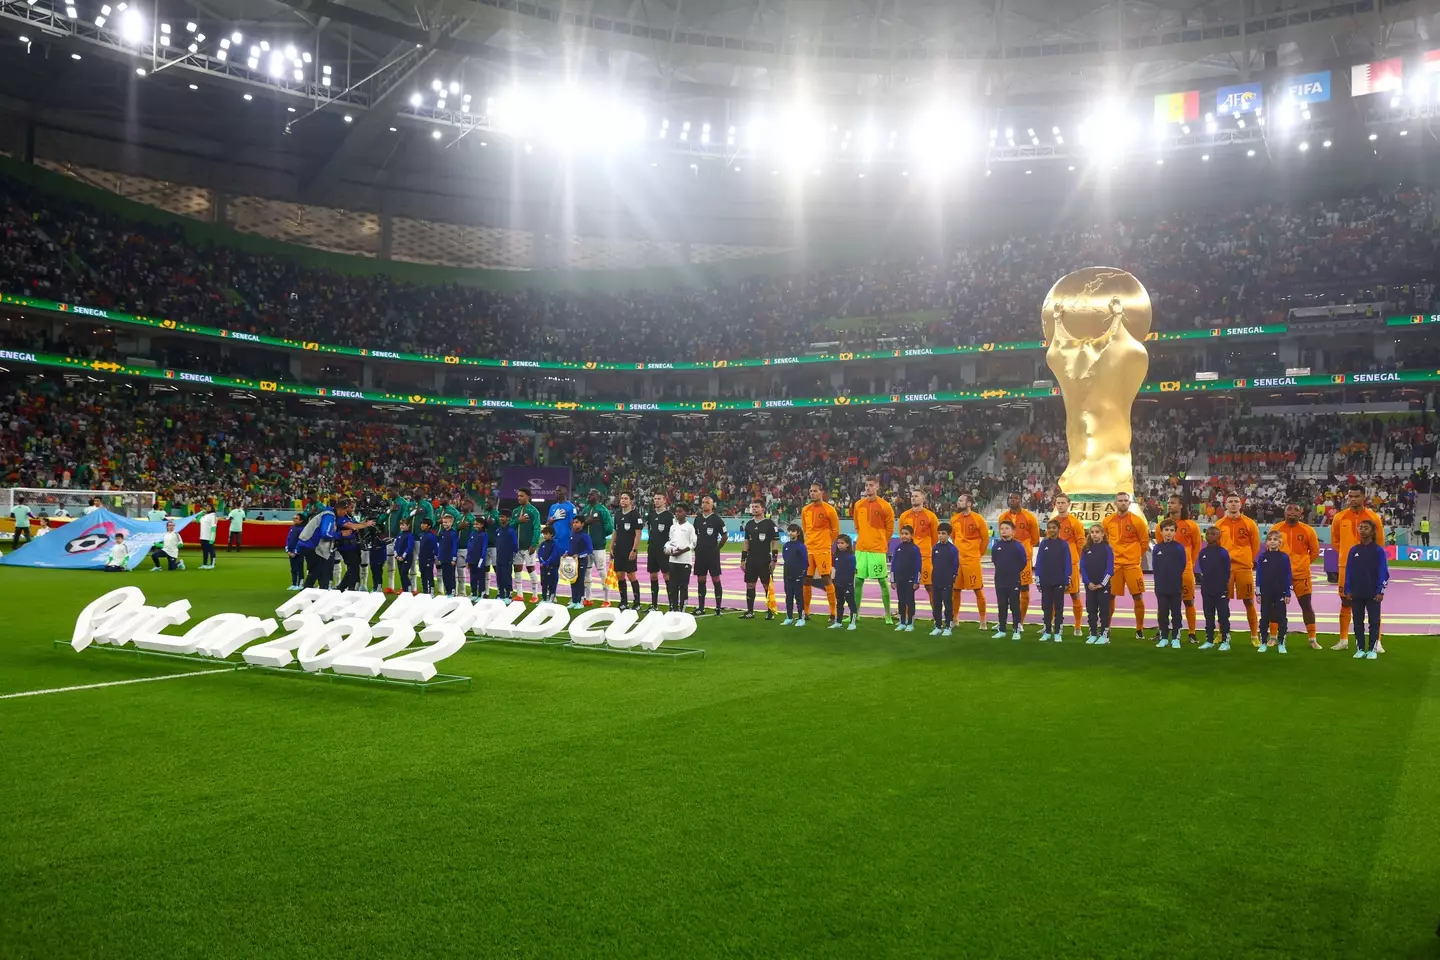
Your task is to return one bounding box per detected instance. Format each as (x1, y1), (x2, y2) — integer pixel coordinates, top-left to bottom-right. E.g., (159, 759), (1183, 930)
(1228, 570), (1255, 601)
(514, 549), (536, 568)
(486, 546), (497, 567)
(647, 549), (669, 575)
(1110, 564), (1144, 596)
(855, 551), (887, 580)
(919, 554), (932, 586)
(694, 553), (723, 579)
(590, 549), (609, 573)
(807, 552), (834, 578)
(955, 560), (983, 592)
(1293, 572), (1312, 598)
(743, 555), (774, 582)
(1181, 569), (1196, 604)
(612, 545), (638, 574)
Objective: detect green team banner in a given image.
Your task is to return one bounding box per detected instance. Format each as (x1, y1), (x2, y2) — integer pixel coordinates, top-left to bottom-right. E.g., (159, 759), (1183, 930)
(0, 292), (1287, 373)
(1387, 314), (1440, 326)
(0, 347), (1430, 412)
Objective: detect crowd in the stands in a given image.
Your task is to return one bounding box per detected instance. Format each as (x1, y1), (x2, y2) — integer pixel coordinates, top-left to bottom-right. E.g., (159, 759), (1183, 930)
(3, 375), (1431, 537)
(3, 172), (1436, 364)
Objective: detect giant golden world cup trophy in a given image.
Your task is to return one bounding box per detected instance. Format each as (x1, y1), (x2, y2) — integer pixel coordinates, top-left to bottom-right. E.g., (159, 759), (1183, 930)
(1043, 267), (1150, 524)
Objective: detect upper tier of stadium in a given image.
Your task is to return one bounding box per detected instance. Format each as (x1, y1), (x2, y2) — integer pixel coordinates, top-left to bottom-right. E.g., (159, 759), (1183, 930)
(2, 164), (1434, 368)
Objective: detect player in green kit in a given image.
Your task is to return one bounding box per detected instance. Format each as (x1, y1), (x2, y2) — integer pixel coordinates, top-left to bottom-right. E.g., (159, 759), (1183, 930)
(512, 488), (543, 602)
(456, 499), (475, 597)
(581, 489), (615, 606)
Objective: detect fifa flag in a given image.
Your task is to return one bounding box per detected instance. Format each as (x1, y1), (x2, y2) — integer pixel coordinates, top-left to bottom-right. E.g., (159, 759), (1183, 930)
(1351, 58), (1403, 95)
(1154, 90), (1200, 124)
(0, 508), (194, 570)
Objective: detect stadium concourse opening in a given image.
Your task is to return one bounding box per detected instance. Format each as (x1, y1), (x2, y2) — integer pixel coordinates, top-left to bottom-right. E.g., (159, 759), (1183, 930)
(6, 16), (1440, 954)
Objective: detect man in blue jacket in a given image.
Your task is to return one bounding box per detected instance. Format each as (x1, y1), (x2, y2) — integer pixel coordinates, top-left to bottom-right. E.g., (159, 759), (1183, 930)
(298, 502), (337, 590)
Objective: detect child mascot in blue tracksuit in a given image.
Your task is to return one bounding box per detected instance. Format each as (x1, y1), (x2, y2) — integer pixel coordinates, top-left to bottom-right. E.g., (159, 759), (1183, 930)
(566, 518), (593, 608)
(492, 512), (518, 601)
(1150, 518), (1189, 648)
(782, 524), (809, 625)
(1080, 524), (1114, 644)
(930, 524), (959, 635)
(537, 528), (562, 604)
(1344, 520), (1389, 660)
(285, 514), (305, 590)
(392, 520), (414, 594)
(1256, 529), (1293, 652)
(891, 526), (922, 632)
(416, 519), (439, 594)
(831, 534), (858, 630)
(991, 521), (1029, 640)
(466, 520), (489, 600)
(1033, 518), (1072, 641)
(1195, 526), (1232, 650)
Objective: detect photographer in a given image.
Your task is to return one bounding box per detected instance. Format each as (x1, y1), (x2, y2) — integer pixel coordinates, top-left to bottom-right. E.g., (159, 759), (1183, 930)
(297, 500), (338, 590)
(335, 499), (376, 592)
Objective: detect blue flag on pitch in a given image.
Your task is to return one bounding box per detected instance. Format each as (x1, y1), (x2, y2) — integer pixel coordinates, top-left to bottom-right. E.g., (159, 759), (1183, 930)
(0, 509), (194, 570)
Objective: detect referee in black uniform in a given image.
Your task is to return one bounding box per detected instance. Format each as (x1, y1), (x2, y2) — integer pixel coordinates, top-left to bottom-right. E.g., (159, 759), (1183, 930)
(741, 500), (780, 620)
(645, 493), (674, 611)
(693, 495), (727, 615)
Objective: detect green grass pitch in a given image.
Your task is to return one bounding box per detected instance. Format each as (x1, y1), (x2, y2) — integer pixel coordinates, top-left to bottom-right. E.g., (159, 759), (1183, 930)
(3, 551), (1439, 959)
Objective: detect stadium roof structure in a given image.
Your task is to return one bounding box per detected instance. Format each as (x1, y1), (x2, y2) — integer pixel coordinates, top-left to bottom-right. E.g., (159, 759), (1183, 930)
(1, 0), (1438, 243)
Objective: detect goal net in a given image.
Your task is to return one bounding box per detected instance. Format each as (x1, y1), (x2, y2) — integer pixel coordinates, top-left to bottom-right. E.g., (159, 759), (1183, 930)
(1, 488), (157, 520)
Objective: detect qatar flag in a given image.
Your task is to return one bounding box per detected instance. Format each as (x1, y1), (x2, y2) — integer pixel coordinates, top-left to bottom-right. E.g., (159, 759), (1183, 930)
(1351, 57), (1403, 95)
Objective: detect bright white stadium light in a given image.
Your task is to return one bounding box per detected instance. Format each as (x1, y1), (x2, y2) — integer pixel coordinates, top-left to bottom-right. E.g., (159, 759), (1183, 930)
(268, 51), (284, 77)
(461, 101), (469, 113)
(321, 77), (329, 86)
(188, 83), (197, 89)
(1390, 94), (1401, 108)
(287, 106), (295, 112)
(432, 129), (441, 139)
(1236, 117), (1246, 129)
(1156, 158), (1164, 165)
(701, 122), (711, 145)
(160, 21), (169, 32)
(410, 93), (421, 106)
(1025, 169), (1032, 175)
(194, 32), (203, 41)
(18, 34), (29, 41)
(436, 97), (445, 109)
(186, 42), (196, 53)
(70, 51), (80, 58)
(247, 56), (258, 68)
(1051, 125), (1059, 135)
(1246, 148), (1255, 156)
(135, 66), (145, 75)
(185, 20), (195, 31)
(243, 93), (252, 100)
(1201, 153), (1210, 161)
(231, 31), (241, 43)
(101, 4), (111, 14)
(217, 49), (227, 61)
(1298, 141), (1309, 151)
(293, 68), (302, 81)
(259, 40), (269, 51)
(1400, 129), (1409, 136)
(462, 92), (470, 102)
(1323, 139), (1332, 148)
(247, 44), (257, 56)
(432, 79), (442, 91)
(1369, 132), (1378, 140)
(94, 15), (105, 26)
(322, 64), (331, 74)
(220, 38), (230, 49)
(448, 81), (459, 94)
(1026, 127), (1034, 136)
(1067, 164), (1075, 171)
(343, 114), (352, 123)
(284, 44), (296, 58)
(302, 51), (312, 63)
(65, 6), (76, 18)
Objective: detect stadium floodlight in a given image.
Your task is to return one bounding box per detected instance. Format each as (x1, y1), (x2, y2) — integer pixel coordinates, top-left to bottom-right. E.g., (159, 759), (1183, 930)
(217, 49), (227, 61)
(287, 106), (295, 112)
(268, 51), (284, 77)
(231, 31), (241, 43)
(194, 32), (203, 41)
(94, 14), (104, 26)
(18, 34), (28, 41)
(284, 44), (296, 58)
(432, 129), (441, 139)
(293, 67), (303, 80)
(1201, 153), (1210, 161)
(1051, 125), (1059, 135)
(1323, 139), (1332, 148)
(1236, 117), (1246, 129)
(322, 64), (331, 75)
(1400, 129), (1409, 136)
(188, 83), (196, 89)
(259, 40), (269, 51)
(65, 6), (76, 17)
(343, 114), (352, 123)
(243, 92), (252, 100)
(220, 37), (229, 48)
(160, 21), (169, 32)
(187, 42), (197, 52)
(410, 93), (422, 106)
(1298, 141), (1309, 151)
(701, 122), (711, 144)
(1156, 158), (1164, 165)
(247, 56), (258, 68)
(185, 20), (195, 31)
(659, 118), (668, 138)
(302, 51), (311, 63)
(135, 66), (144, 75)
(436, 97), (446, 109)
(1369, 132), (1378, 140)
(70, 51), (80, 58)
(1246, 148), (1255, 156)
(247, 44), (257, 56)
(448, 81), (459, 94)
(1389, 94), (1401, 108)
(1181, 124), (1190, 134)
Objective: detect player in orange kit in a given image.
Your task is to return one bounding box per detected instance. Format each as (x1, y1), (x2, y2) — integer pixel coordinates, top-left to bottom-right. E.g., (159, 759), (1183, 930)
(1213, 494), (1262, 644)
(851, 477), (897, 624)
(950, 492), (990, 630)
(800, 482), (840, 623)
(1272, 501), (1322, 648)
(1102, 491), (1150, 641)
(1166, 494), (1203, 644)
(1329, 484), (1384, 652)
(998, 492), (1041, 627)
(898, 489), (940, 610)
(1052, 494), (1088, 638)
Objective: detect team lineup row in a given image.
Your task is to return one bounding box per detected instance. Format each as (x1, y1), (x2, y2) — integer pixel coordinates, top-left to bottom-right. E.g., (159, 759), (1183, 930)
(236, 480), (1394, 656)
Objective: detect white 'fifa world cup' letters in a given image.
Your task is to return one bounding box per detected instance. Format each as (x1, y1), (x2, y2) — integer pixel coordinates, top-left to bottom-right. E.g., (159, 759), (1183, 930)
(330, 621), (415, 677)
(512, 602), (570, 641)
(567, 608), (629, 646)
(380, 624), (467, 682)
(242, 613), (324, 667)
(297, 617), (373, 673)
(71, 587), (145, 651)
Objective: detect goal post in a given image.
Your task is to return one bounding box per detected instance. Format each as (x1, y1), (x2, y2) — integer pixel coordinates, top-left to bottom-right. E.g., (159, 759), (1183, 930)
(1, 488), (157, 520)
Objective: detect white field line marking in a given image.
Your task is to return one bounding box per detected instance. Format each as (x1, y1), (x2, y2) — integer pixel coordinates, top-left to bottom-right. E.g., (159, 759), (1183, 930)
(0, 668), (233, 701)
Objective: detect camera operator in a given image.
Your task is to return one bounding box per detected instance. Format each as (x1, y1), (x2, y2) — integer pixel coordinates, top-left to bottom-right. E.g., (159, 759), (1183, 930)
(333, 499), (377, 592)
(298, 499), (337, 589)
